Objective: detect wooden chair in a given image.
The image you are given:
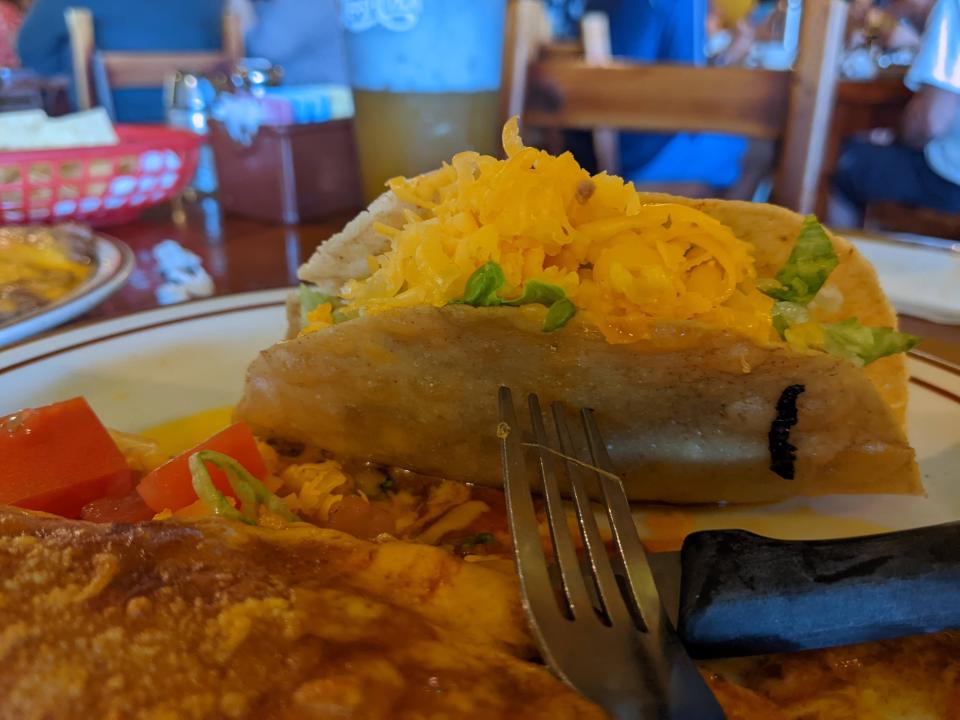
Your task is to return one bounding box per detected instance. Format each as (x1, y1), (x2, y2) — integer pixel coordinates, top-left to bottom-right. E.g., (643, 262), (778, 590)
(65, 7), (244, 120)
(504, 0), (849, 213)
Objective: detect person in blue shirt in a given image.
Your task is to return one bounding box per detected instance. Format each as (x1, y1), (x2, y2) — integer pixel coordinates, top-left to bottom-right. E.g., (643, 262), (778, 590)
(17, 0), (224, 123)
(241, 0), (348, 86)
(598, 0), (750, 196)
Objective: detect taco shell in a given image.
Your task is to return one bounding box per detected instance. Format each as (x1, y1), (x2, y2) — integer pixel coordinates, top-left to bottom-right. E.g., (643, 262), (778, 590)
(236, 192), (920, 504)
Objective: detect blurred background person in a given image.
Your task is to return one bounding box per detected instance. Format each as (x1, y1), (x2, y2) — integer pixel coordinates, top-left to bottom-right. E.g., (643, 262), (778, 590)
(16, 0), (224, 122)
(830, 0), (959, 226)
(594, 0), (753, 198)
(847, 0), (925, 52)
(707, 0), (769, 67)
(544, 0), (588, 39)
(234, 0), (348, 86)
(0, 0), (24, 68)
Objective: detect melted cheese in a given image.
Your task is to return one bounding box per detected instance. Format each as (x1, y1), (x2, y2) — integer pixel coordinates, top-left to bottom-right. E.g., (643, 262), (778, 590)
(141, 406), (234, 457)
(0, 236), (93, 317)
(330, 118), (774, 344)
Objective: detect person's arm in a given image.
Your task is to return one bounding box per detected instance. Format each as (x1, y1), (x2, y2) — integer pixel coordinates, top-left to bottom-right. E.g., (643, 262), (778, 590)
(900, 84), (960, 147)
(15, 0), (70, 75)
(887, 0), (939, 29)
(711, 19), (755, 67)
(901, 0), (960, 145)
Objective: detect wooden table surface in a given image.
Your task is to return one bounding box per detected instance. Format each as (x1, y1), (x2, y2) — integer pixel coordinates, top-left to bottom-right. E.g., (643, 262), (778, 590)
(85, 198), (358, 321)
(80, 197), (960, 366)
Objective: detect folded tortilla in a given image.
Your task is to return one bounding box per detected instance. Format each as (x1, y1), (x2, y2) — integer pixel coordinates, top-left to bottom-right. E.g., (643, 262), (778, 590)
(236, 190), (919, 504)
(237, 119), (919, 505)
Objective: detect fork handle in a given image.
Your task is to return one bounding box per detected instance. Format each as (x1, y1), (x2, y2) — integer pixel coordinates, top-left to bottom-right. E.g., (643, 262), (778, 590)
(676, 521), (960, 658)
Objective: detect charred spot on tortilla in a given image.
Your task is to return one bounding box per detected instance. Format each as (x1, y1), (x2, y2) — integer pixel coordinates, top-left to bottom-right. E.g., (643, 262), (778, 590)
(575, 179), (595, 203)
(769, 384), (806, 480)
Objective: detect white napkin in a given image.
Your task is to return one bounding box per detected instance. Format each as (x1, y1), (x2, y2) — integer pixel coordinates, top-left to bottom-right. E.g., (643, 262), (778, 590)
(849, 233), (960, 325)
(152, 240), (214, 305)
(0, 108), (119, 151)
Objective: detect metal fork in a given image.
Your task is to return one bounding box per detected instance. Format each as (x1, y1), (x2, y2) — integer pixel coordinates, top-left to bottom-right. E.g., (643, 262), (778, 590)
(498, 387), (725, 720)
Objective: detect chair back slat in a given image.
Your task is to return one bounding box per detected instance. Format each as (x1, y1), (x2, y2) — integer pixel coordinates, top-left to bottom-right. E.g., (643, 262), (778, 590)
(64, 7), (94, 111)
(581, 11), (619, 175)
(222, 9), (245, 63)
(511, 0), (850, 212)
(524, 62), (790, 138)
(97, 52), (230, 89)
(773, 0), (848, 211)
(500, 0), (553, 124)
(65, 6), (245, 116)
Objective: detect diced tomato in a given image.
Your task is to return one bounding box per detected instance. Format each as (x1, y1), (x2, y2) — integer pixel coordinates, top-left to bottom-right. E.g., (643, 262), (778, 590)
(135, 422), (267, 512)
(0, 397), (131, 518)
(81, 490), (155, 523)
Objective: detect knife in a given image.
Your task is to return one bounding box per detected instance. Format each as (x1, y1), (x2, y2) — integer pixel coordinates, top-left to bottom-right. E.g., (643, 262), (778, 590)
(647, 521), (960, 658)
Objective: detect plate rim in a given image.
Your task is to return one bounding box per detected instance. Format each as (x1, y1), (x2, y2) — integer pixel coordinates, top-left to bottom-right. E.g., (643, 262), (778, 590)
(0, 287), (288, 372)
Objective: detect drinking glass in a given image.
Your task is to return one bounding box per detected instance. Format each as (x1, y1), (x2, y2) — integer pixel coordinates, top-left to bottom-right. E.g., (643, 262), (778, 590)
(342, 0), (507, 200)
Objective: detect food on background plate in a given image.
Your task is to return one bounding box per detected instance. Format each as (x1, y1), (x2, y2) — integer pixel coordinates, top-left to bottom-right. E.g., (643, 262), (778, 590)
(0, 225), (96, 326)
(237, 118), (920, 504)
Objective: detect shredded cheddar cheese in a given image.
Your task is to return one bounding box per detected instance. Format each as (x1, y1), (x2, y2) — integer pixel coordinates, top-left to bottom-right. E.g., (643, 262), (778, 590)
(280, 461), (351, 523)
(323, 118), (775, 344)
(302, 302), (334, 335)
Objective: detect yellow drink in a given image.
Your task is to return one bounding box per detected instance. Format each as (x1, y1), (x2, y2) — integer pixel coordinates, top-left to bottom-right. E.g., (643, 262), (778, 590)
(352, 90), (500, 201)
(342, 0), (506, 201)
(713, 0), (756, 25)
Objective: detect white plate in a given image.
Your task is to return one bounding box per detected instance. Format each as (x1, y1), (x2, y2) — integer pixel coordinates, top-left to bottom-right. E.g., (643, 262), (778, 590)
(0, 232), (135, 347)
(0, 288), (957, 541)
(847, 232), (960, 325)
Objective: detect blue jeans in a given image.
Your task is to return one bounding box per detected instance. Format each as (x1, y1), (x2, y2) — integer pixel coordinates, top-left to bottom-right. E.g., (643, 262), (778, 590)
(832, 139), (960, 213)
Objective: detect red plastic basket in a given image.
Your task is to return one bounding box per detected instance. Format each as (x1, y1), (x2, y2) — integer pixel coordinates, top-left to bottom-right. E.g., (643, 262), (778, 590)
(0, 125), (202, 227)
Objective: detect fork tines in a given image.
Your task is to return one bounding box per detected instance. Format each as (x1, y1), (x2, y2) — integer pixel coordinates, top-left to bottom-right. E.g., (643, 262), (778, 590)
(498, 387), (725, 720)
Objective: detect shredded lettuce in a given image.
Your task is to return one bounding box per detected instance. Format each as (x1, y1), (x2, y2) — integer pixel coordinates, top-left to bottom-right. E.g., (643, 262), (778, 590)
(299, 284), (335, 326)
(771, 301), (810, 336)
(763, 218), (918, 365)
(760, 216), (839, 305)
(504, 279), (567, 307)
(819, 319), (920, 367)
(782, 319), (919, 366)
(456, 261), (507, 307)
(189, 450), (299, 525)
(543, 298), (577, 332)
(453, 262), (577, 332)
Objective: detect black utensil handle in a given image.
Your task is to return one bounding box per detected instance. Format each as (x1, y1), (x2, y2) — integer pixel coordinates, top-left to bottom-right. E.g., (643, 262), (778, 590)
(677, 521), (960, 658)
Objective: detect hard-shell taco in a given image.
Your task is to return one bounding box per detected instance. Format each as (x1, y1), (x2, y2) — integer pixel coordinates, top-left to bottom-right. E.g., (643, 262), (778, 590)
(237, 120), (919, 504)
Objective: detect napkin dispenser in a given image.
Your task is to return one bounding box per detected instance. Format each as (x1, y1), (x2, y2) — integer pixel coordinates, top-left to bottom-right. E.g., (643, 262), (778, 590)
(209, 113), (362, 224)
